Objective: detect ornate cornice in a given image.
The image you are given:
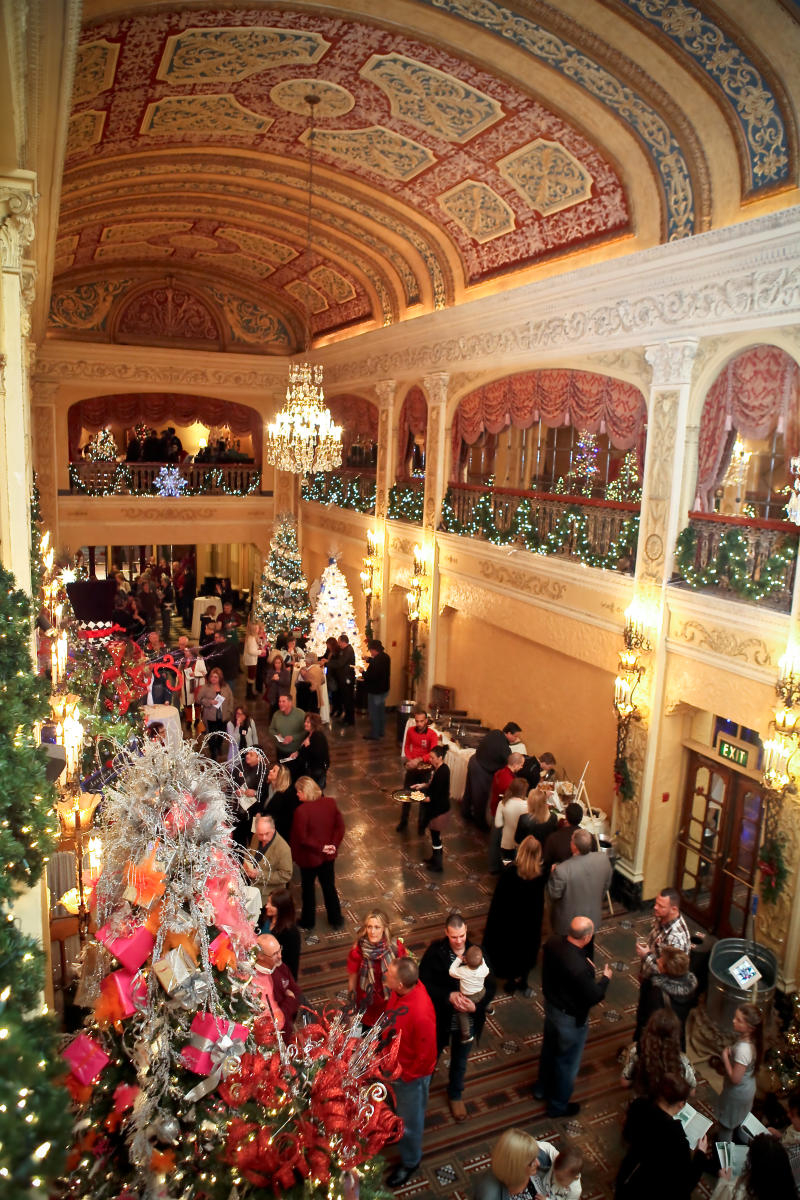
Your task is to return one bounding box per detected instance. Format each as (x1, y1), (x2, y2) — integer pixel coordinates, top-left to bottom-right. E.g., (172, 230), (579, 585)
(0, 180), (38, 272)
(645, 339), (699, 387)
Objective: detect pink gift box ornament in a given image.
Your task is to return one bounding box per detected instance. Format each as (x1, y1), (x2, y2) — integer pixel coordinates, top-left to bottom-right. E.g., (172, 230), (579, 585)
(181, 1013), (247, 1101)
(63, 1031), (110, 1085)
(100, 968), (147, 1018)
(96, 922), (155, 973)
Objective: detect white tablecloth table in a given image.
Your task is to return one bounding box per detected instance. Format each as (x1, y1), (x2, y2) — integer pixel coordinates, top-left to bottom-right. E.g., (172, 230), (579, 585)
(191, 595), (222, 639)
(143, 703), (183, 748)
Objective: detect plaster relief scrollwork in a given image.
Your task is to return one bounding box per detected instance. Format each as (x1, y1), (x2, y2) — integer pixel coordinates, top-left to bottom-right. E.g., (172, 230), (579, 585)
(675, 619), (773, 667)
(33, 357), (284, 392)
(390, 535), (417, 556)
(119, 505), (216, 521)
(636, 394), (679, 580)
(0, 185), (38, 272)
(615, 719), (648, 864)
(758, 798), (800, 962)
(478, 560), (567, 601)
(645, 339), (698, 387)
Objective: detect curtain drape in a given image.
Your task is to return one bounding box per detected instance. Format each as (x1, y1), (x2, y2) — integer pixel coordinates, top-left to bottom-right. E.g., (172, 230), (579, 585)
(326, 394), (379, 462)
(397, 387), (428, 478)
(695, 346), (800, 511)
(69, 394), (263, 460)
(450, 369), (647, 481)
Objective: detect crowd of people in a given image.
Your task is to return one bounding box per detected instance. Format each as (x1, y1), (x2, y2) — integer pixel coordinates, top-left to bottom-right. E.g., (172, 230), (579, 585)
(63, 564), (797, 1197)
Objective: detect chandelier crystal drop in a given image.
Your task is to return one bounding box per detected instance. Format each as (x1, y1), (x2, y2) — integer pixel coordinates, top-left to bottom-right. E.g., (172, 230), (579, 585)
(266, 92), (342, 476)
(266, 363), (342, 475)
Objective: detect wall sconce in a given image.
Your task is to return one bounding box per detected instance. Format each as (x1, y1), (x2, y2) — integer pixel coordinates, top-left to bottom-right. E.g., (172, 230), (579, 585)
(777, 646), (800, 708)
(55, 790), (100, 838)
(763, 714), (799, 792)
(623, 596), (659, 652)
(360, 528), (382, 639)
(406, 544), (429, 624)
(51, 694), (84, 784)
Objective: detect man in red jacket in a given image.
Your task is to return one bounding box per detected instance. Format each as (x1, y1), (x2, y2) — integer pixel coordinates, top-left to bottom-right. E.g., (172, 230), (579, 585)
(383, 958), (438, 1188)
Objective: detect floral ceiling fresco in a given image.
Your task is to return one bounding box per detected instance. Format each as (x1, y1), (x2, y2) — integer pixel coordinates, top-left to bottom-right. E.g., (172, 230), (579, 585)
(48, 1), (796, 353)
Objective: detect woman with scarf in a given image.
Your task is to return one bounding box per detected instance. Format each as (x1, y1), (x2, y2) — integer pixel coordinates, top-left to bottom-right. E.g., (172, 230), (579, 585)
(346, 909), (407, 1028)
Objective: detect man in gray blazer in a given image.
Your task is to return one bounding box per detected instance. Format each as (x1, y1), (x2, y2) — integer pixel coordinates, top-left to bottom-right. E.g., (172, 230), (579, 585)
(547, 828), (612, 961)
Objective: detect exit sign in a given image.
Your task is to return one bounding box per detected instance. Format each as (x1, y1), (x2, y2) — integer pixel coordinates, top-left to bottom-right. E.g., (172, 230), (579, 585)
(718, 738), (749, 768)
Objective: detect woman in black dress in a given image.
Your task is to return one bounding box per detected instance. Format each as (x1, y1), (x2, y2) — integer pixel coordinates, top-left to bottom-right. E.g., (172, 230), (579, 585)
(295, 712), (330, 788)
(482, 835), (546, 995)
(263, 888), (302, 979)
(420, 743), (450, 873)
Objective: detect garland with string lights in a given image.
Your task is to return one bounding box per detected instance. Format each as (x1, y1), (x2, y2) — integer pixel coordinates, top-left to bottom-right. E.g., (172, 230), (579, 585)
(675, 525), (797, 602)
(440, 489), (639, 571)
(758, 835), (789, 904)
(69, 464), (261, 497)
(301, 472), (376, 514)
(0, 564), (70, 1192)
(30, 476), (46, 599)
(387, 483), (423, 523)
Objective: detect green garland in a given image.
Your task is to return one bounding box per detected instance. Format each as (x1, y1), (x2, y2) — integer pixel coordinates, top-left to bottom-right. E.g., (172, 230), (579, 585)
(387, 483), (423, 523)
(440, 488), (639, 571)
(758, 835), (789, 904)
(69, 464), (261, 497)
(30, 477), (45, 600)
(675, 524), (797, 602)
(614, 754), (635, 802)
(301, 472), (376, 513)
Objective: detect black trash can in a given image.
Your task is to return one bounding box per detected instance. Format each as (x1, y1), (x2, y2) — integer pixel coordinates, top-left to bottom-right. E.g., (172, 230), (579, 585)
(397, 700), (415, 744)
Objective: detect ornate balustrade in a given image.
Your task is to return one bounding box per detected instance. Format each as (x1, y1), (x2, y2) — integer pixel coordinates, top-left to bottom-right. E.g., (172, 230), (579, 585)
(301, 469), (376, 513)
(674, 512), (798, 610)
(387, 479), (424, 523)
(441, 483), (639, 572)
(69, 461), (261, 496)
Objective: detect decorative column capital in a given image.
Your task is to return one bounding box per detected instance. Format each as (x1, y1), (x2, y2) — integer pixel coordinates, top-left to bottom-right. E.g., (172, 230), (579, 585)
(644, 339), (699, 388)
(374, 378), (397, 409)
(0, 179), (38, 272)
(422, 372), (450, 409)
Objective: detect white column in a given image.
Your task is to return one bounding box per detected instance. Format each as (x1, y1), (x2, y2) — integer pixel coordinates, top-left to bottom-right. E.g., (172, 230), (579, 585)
(420, 372), (450, 706)
(0, 173), (37, 590)
(615, 339), (698, 890)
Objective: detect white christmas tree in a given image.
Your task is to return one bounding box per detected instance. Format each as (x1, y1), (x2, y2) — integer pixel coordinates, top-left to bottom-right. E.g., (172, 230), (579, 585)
(308, 558), (365, 670)
(254, 512), (311, 640)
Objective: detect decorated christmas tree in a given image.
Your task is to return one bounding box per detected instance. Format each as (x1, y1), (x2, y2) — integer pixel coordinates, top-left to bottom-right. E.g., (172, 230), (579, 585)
(0, 564), (71, 1192)
(61, 739), (398, 1198)
(606, 450), (642, 502)
(307, 560), (366, 671)
(85, 428), (119, 462)
(63, 581), (150, 784)
(255, 513), (311, 641)
(554, 430), (600, 497)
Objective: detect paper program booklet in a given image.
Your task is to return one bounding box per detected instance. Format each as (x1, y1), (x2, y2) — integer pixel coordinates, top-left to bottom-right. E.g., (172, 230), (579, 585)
(674, 1101), (713, 1150)
(728, 954), (762, 990)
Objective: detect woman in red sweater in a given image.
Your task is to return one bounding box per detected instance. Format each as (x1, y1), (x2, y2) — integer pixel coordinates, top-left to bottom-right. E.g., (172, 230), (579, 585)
(290, 776), (345, 931)
(346, 909), (407, 1028)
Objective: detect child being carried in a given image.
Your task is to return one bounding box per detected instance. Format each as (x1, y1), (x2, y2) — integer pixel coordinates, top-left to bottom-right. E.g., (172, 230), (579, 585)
(449, 945), (490, 1044)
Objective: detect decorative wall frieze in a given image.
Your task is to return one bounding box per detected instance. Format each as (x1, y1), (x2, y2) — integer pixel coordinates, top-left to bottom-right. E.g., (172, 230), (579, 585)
(672, 619), (773, 668)
(635, 390), (681, 585)
(321, 209), (800, 386)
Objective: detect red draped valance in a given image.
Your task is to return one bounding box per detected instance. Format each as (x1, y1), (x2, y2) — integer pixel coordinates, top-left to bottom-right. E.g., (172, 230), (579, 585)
(451, 369), (647, 480)
(68, 393), (263, 460)
(326, 394), (378, 460)
(695, 346), (800, 511)
(397, 386), (428, 477)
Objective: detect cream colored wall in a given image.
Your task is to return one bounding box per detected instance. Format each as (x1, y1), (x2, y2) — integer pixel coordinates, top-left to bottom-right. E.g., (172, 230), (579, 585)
(437, 608), (618, 815)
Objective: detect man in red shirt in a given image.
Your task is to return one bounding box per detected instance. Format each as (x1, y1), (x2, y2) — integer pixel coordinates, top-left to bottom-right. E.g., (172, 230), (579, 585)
(383, 958), (438, 1188)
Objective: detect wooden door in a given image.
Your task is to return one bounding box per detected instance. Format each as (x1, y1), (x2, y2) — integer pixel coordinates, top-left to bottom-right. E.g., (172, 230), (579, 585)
(675, 751), (764, 938)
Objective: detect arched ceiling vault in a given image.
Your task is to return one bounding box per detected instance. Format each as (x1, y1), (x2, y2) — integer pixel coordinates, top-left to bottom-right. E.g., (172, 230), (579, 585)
(45, 0), (800, 354)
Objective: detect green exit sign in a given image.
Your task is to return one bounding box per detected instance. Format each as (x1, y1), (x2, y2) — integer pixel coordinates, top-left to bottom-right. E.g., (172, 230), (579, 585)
(719, 738), (749, 767)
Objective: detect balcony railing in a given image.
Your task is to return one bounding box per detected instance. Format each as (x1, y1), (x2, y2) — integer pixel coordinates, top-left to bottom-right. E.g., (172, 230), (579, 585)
(387, 479), (424, 523)
(301, 469), (376, 513)
(441, 483), (640, 572)
(69, 461), (262, 497)
(674, 512), (798, 610)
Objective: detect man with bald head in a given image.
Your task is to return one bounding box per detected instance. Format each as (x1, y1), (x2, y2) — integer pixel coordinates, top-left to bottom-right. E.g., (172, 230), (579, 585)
(253, 933), (301, 1033)
(534, 916), (613, 1117)
(547, 826), (612, 961)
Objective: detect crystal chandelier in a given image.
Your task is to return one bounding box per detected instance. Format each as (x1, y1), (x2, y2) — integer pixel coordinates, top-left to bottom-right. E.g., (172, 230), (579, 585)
(266, 95), (342, 476)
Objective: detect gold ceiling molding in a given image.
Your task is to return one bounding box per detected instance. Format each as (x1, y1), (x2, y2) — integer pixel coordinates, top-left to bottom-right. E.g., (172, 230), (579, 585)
(270, 78), (354, 117)
(498, 139), (594, 215)
(438, 180), (515, 244)
(66, 110), (105, 157)
(141, 95), (273, 138)
(157, 27), (329, 84)
(359, 54), (503, 143)
(73, 39), (120, 105)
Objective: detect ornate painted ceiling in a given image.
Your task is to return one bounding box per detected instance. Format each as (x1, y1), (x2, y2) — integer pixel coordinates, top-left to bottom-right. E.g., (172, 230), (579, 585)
(47, 0), (799, 354)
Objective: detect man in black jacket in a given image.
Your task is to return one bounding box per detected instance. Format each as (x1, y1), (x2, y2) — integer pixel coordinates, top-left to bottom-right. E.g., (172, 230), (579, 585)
(362, 639), (391, 740)
(418, 910), (496, 1123)
(328, 634), (356, 725)
(534, 916), (612, 1117)
(462, 722), (521, 829)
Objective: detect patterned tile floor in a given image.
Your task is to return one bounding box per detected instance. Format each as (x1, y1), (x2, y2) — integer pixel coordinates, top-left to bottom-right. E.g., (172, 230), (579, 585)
(181, 655), (721, 1199)
(249, 709), (724, 1200)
